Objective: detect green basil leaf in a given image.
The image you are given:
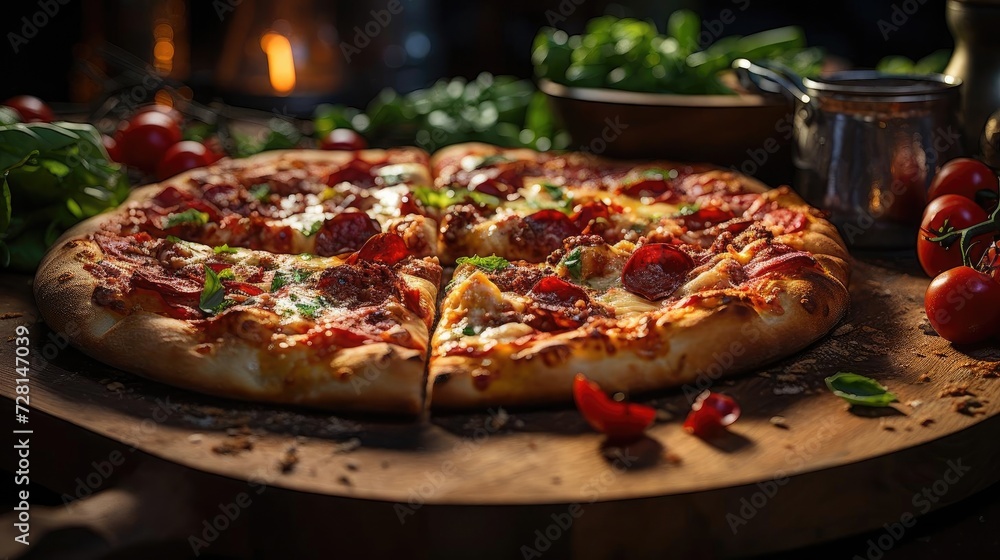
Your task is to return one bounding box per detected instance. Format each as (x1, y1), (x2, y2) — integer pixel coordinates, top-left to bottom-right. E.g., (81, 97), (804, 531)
(249, 183), (270, 202)
(462, 325), (476, 336)
(164, 209), (210, 229)
(412, 186), (500, 209)
(474, 154), (511, 169)
(300, 220), (324, 237)
(673, 203), (700, 217)
(541, 182), (564, 201)
(562, 246), (583, 279)
(455, 254), (510, 272)
(213, 244), (237, 254)
(825, 372), (898, 407)
(199, 266), (230, 315)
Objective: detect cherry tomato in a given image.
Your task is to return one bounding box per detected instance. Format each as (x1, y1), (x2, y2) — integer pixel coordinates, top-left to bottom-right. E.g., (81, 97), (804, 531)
(117, 111), (183, 173)
(928, 158), (999, 209)
(917, 194), (990, 277)
(4, 95), (54, 122)
(572, 374), (655, 442)
(156, 141), (212, 180)
(924, 266), (1000, 344)
(683, 391), (741, 437)
(101, 134), (121, 163)
(320, 128), (368, 151)
(134, 103), (184, 126)
(201, 137), (226, 164)
(985, 242), (1000, 285)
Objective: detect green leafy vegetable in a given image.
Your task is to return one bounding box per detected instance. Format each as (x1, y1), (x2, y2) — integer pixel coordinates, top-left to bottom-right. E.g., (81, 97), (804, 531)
(213, 244), (237, 254)
(824, 372), (898, 407)
(232, 117), (302, 158)
(562, 247), (583, 279)
(199, 266), (232, 315)
(294, 297), (327, 318)
(475, 154), (513, 169)
(0, 122), (128, 271)
(673, 203), (700, 217)
(462, 325), (476, 336)
(456, 254), (510, 272)
(541, 182), (564, 201)
(412, 186), (501, 209)
(312, 72), (569, 153)
(270, 268), (313, 292)
(163, 209), (210, 229)
(300, 220), (324, 237)
(249, 183), (271, 202)
(533, 13), (823, 95)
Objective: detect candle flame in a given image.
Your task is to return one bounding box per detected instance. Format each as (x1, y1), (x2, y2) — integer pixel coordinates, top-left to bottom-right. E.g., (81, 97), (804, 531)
(260, 32), (296, 95)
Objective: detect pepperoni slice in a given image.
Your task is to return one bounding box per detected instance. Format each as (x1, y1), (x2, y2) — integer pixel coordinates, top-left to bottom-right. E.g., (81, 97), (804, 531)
(619, 177), (671, 199)
(683, 206), (737, 230)
(523, 209), (580, 256)
(152, 186), (194, 207)
(528, 276), (589, 308)
(469, 176), (513, 197)
(129, 269), (202, 307)
(347, 233), (410, 266)
(743, 245), (816, 279)
(314, 212), (381, 256)
(621, 244), (695, 300)
(326, 158), (375, 188)
(571, 201), (611, 232)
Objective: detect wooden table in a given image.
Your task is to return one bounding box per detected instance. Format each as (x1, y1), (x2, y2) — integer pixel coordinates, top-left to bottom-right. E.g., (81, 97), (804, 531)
(0, 256), (997, 559)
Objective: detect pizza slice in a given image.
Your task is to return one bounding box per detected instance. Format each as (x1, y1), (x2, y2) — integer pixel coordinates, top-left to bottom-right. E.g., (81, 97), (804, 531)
(428, 230), (848, 409)
(425, 143), (834, 265)
(125, 149), (441, 258)
(34, 219), (441, 414)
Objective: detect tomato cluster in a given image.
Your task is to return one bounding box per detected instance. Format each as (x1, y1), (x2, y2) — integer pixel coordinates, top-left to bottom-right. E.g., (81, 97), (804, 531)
(107, 105), (222, 180)
(917, 158), (1000, 345)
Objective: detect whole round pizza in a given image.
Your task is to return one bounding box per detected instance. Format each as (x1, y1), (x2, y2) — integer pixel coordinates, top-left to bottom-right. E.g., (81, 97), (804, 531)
(33, 143), (850, 414)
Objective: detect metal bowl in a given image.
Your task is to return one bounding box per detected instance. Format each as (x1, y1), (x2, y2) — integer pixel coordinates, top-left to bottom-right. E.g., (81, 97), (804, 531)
(538, 78), (795, 185)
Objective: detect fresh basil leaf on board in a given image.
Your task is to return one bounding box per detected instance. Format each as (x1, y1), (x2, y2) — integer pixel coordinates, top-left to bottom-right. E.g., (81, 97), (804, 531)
(0, 122), (129, 271)
(824, 372), (899, 407)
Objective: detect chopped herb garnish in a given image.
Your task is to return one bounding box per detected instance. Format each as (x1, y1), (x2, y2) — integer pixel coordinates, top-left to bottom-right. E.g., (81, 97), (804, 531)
(673, 203), (700, 217)
(166, 235), (183, 244)
(300, 220), (324, 237)
(199, 266), (232, 315)
(562, 247), (583, 279)
(462, 325), (476, 336)
(825, 372), (898, 407)
(643, 168), (678, 180)
(249, 183), (270, 202)
(412, 186), (501, 209)
(541, 182), (564, 201)
(455, 254), (510, 272)
(294, 296), (328, 318)
(474, 154), (511, 169)
(299, 253), (314, 260)
(164, 209), (210, 229)
(213, 244), (237, 254)
(270, 268), (313, 291)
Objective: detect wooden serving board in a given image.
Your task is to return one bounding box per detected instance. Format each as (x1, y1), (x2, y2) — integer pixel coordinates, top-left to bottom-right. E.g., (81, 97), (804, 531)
(1, 257), (998, 559)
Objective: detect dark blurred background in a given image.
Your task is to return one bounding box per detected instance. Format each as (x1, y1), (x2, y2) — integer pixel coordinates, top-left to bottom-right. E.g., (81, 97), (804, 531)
(2, 0), (952, 108)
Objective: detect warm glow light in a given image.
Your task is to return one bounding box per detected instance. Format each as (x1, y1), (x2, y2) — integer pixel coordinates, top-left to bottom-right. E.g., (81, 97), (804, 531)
(260, 32), (296, 94)
(153, 38), (174, 73)
(154, 89), (174, 108)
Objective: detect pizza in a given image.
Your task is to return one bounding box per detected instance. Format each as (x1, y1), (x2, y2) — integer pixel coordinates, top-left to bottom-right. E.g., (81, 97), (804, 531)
(33, 143), (850, 414)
